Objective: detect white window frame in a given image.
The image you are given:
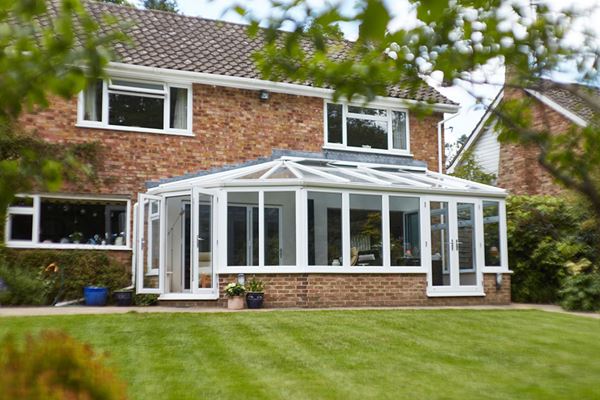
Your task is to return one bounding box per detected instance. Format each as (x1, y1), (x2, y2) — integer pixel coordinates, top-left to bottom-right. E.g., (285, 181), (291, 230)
(323, 101), (411, 156)
(77, 77), (193, 137)
(5, 194), (131, 250)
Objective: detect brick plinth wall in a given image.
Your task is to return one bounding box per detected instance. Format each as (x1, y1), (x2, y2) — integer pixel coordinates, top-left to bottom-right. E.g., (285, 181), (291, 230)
(160, 273), (511, 308)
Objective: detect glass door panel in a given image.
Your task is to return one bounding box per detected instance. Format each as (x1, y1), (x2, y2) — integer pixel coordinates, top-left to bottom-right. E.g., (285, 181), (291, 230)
(457, 202), (477, 286)
(137, 194), (162, 294)
(430, 201), (450, 287)
(196, 193), (213, 290)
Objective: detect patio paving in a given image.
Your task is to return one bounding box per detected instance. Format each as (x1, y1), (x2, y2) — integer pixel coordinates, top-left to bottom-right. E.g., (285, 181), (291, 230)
(0, 303), (598, 318)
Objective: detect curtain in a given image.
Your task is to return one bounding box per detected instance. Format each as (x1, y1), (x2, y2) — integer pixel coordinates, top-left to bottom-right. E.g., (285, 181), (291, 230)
(84, 81), (100, 121)
(172, 88), (188, 129)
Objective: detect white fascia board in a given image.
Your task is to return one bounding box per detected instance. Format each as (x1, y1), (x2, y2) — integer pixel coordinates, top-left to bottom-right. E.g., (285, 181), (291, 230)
(447, 90), (504, 173)
(524, 89), (589, 128)
(106, 62), (460, 114)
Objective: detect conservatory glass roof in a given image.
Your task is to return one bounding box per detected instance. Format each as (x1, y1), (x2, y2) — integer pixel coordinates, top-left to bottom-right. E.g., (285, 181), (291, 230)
(150, 157), (506, 196)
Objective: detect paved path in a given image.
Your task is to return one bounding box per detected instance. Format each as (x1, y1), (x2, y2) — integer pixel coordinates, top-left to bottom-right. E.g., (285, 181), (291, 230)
(0, 303), (598, 319)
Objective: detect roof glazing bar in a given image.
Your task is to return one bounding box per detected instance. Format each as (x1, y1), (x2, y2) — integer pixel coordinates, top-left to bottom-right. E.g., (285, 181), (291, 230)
(287, 161), (350, 183)
(359, 167), (430, 188)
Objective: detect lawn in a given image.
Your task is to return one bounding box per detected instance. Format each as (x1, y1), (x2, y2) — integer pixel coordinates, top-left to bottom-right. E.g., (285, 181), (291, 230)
(0, 309), (599, 400)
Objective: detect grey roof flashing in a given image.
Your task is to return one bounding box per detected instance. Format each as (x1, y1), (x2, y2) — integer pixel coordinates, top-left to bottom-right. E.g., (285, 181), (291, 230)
(146, 148), (425, 188)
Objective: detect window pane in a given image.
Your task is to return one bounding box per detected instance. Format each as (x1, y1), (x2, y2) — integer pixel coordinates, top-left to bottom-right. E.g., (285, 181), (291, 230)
(39, 199), (127, 245)
(111, 79), (165, 92)
(392, 111), (407, 150)
(430, 201), (450, 286)
(347, 106), (387, 117)
(9, 214), (33, 241)
(308, 192), (342, 266)
(347, 118), (388, 149)
(327, 103), (343, 144)
(389, 196), (420, 266)
(349, 194), (382, 266)
(264, 192), (296, 266)
(227, 192), (258, 266)
(483, 201), (501, 266)
(83, 80), (103, 122)
(108, 93), (164, 129)
(457, 202), (477, 286)
(197, 194), (213, 289)
(169, 87), (188, 130)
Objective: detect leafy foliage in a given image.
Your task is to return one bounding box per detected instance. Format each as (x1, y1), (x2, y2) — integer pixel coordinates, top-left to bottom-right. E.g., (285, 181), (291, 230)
(507, 195), (600, 303)
(559, 269), (600, 312)
(0, 330), (126, 399)
(451, 150), (496, 185)
(246, 276), (265, 293)
(134, 293), (159, 306)
(0, 249), (130, 305)
(224, 282), (245, 297)
(0, 0), (125, 221)
(143, 0), (178, 13)
(234, 0), (600, 218)
(0, 261), (47, 305)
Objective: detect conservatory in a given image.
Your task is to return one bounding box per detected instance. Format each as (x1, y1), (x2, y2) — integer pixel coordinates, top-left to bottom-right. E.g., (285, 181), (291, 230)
(133, 156), (509, 301)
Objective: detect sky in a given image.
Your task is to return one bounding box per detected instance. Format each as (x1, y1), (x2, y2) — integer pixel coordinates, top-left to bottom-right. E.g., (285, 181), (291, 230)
(134, 0), (600, 146)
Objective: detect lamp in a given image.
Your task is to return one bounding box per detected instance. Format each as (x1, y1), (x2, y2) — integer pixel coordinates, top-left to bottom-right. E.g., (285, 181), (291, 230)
(495, 273), (503, 290)
(237, 273), (245, 285)
(259, 89), (269, 101)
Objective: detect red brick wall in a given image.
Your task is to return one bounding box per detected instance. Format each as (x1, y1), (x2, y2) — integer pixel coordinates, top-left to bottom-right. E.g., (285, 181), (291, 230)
(410, 113), (444, 171)
(496, 88), (567, 195)
(206, 273), (511, 308)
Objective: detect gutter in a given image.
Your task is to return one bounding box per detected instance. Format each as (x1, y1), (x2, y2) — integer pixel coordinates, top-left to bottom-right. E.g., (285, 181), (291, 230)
(437, 112), (461, 172)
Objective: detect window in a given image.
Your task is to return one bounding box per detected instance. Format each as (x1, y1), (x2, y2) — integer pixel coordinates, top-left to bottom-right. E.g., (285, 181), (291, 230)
(307, 192), (342, 266)
(80, 78), (191, 134)
(483, 201), (501, 267)
(227, 191), (295, 267)
(325, 103), (409, 152)
(389, 196), (421, 266)
(349, 194), (383, 266)
(5, 195), (129, 248)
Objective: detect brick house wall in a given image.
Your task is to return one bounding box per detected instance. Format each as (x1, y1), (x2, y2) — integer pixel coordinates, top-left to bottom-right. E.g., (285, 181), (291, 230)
(18, 81), (507, 308)
(496, 87), (568, 195)
(22, 83), (445, 198)
(161, 273), (510, 308)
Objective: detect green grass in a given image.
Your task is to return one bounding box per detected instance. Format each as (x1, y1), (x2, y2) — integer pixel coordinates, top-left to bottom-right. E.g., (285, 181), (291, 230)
(1, 310), (599, 399)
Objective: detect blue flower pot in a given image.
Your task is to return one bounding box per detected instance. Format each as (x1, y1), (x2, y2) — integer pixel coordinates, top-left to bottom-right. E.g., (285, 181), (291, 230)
(84, 286), (108, 306)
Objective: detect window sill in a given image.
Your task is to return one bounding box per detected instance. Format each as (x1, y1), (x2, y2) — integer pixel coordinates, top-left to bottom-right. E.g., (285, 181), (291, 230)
(221, 266), (427, 274)
(323, 144), (413, 157)
(5, 242), (131, 251)
(76, 123), (194, 137)
(426, 290), (486, 298)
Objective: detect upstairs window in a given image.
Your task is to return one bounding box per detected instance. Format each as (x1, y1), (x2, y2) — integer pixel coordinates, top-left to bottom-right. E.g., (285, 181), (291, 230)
(325, 103), (409, 153)
(79, 78), (192, 135)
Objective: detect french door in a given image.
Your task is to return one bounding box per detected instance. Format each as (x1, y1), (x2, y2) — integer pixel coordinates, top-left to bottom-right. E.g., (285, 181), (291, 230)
(137, 194), (164, 294)
(191, 188), (218, 297)
(428, 198), (483, 295)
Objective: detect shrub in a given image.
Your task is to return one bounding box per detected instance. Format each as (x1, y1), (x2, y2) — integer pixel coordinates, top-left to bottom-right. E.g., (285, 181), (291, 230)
(559, 270), (600, 312)
(224, 282), (245, 297)
(0, 330), (127, 399)
(0, 249), (130, 305)
(0, 262), (47, 305)
(507, 195), (600, 303)
(134, 293), (159, 306)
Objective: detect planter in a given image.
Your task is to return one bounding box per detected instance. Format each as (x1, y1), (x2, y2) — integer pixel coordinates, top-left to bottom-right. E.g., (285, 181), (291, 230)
(83, 286), (108, 306)
(113, 290), (133, 306)
(246, 292), (264, 309)
(227, 295), (245, 310)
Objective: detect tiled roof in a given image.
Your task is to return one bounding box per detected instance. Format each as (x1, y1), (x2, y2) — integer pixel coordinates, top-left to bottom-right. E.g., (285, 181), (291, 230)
(67, 1), (457, 105)
(535, 79), (599, 124)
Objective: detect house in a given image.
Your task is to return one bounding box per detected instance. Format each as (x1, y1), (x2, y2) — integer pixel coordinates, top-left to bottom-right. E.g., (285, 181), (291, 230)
(448, 79), (598, 195)
(4, 1), (511, 307)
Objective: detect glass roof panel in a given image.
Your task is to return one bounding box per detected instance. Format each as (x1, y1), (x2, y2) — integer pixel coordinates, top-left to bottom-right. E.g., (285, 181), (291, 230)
(237, 166), (273, 180)
(267, 166), (297, 179)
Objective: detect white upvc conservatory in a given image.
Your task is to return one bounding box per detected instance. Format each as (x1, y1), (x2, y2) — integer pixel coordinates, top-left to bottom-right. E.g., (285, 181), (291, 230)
(133, 156), (509, 300)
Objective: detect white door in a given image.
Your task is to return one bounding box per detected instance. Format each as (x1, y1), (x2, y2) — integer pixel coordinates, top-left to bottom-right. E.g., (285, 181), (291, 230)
(192, 188), (218, 297)
(136, 194), (164, 294)
(428, 198), (483, 295)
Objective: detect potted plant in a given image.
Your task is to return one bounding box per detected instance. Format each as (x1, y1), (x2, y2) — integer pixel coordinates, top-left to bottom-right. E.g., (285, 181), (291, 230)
(225, 282), (245, 310)
(113, 289), (133, 306)
(69, 231), (84, 244)
(83, 284), (108, 306)
(245, 277), (265, 309)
